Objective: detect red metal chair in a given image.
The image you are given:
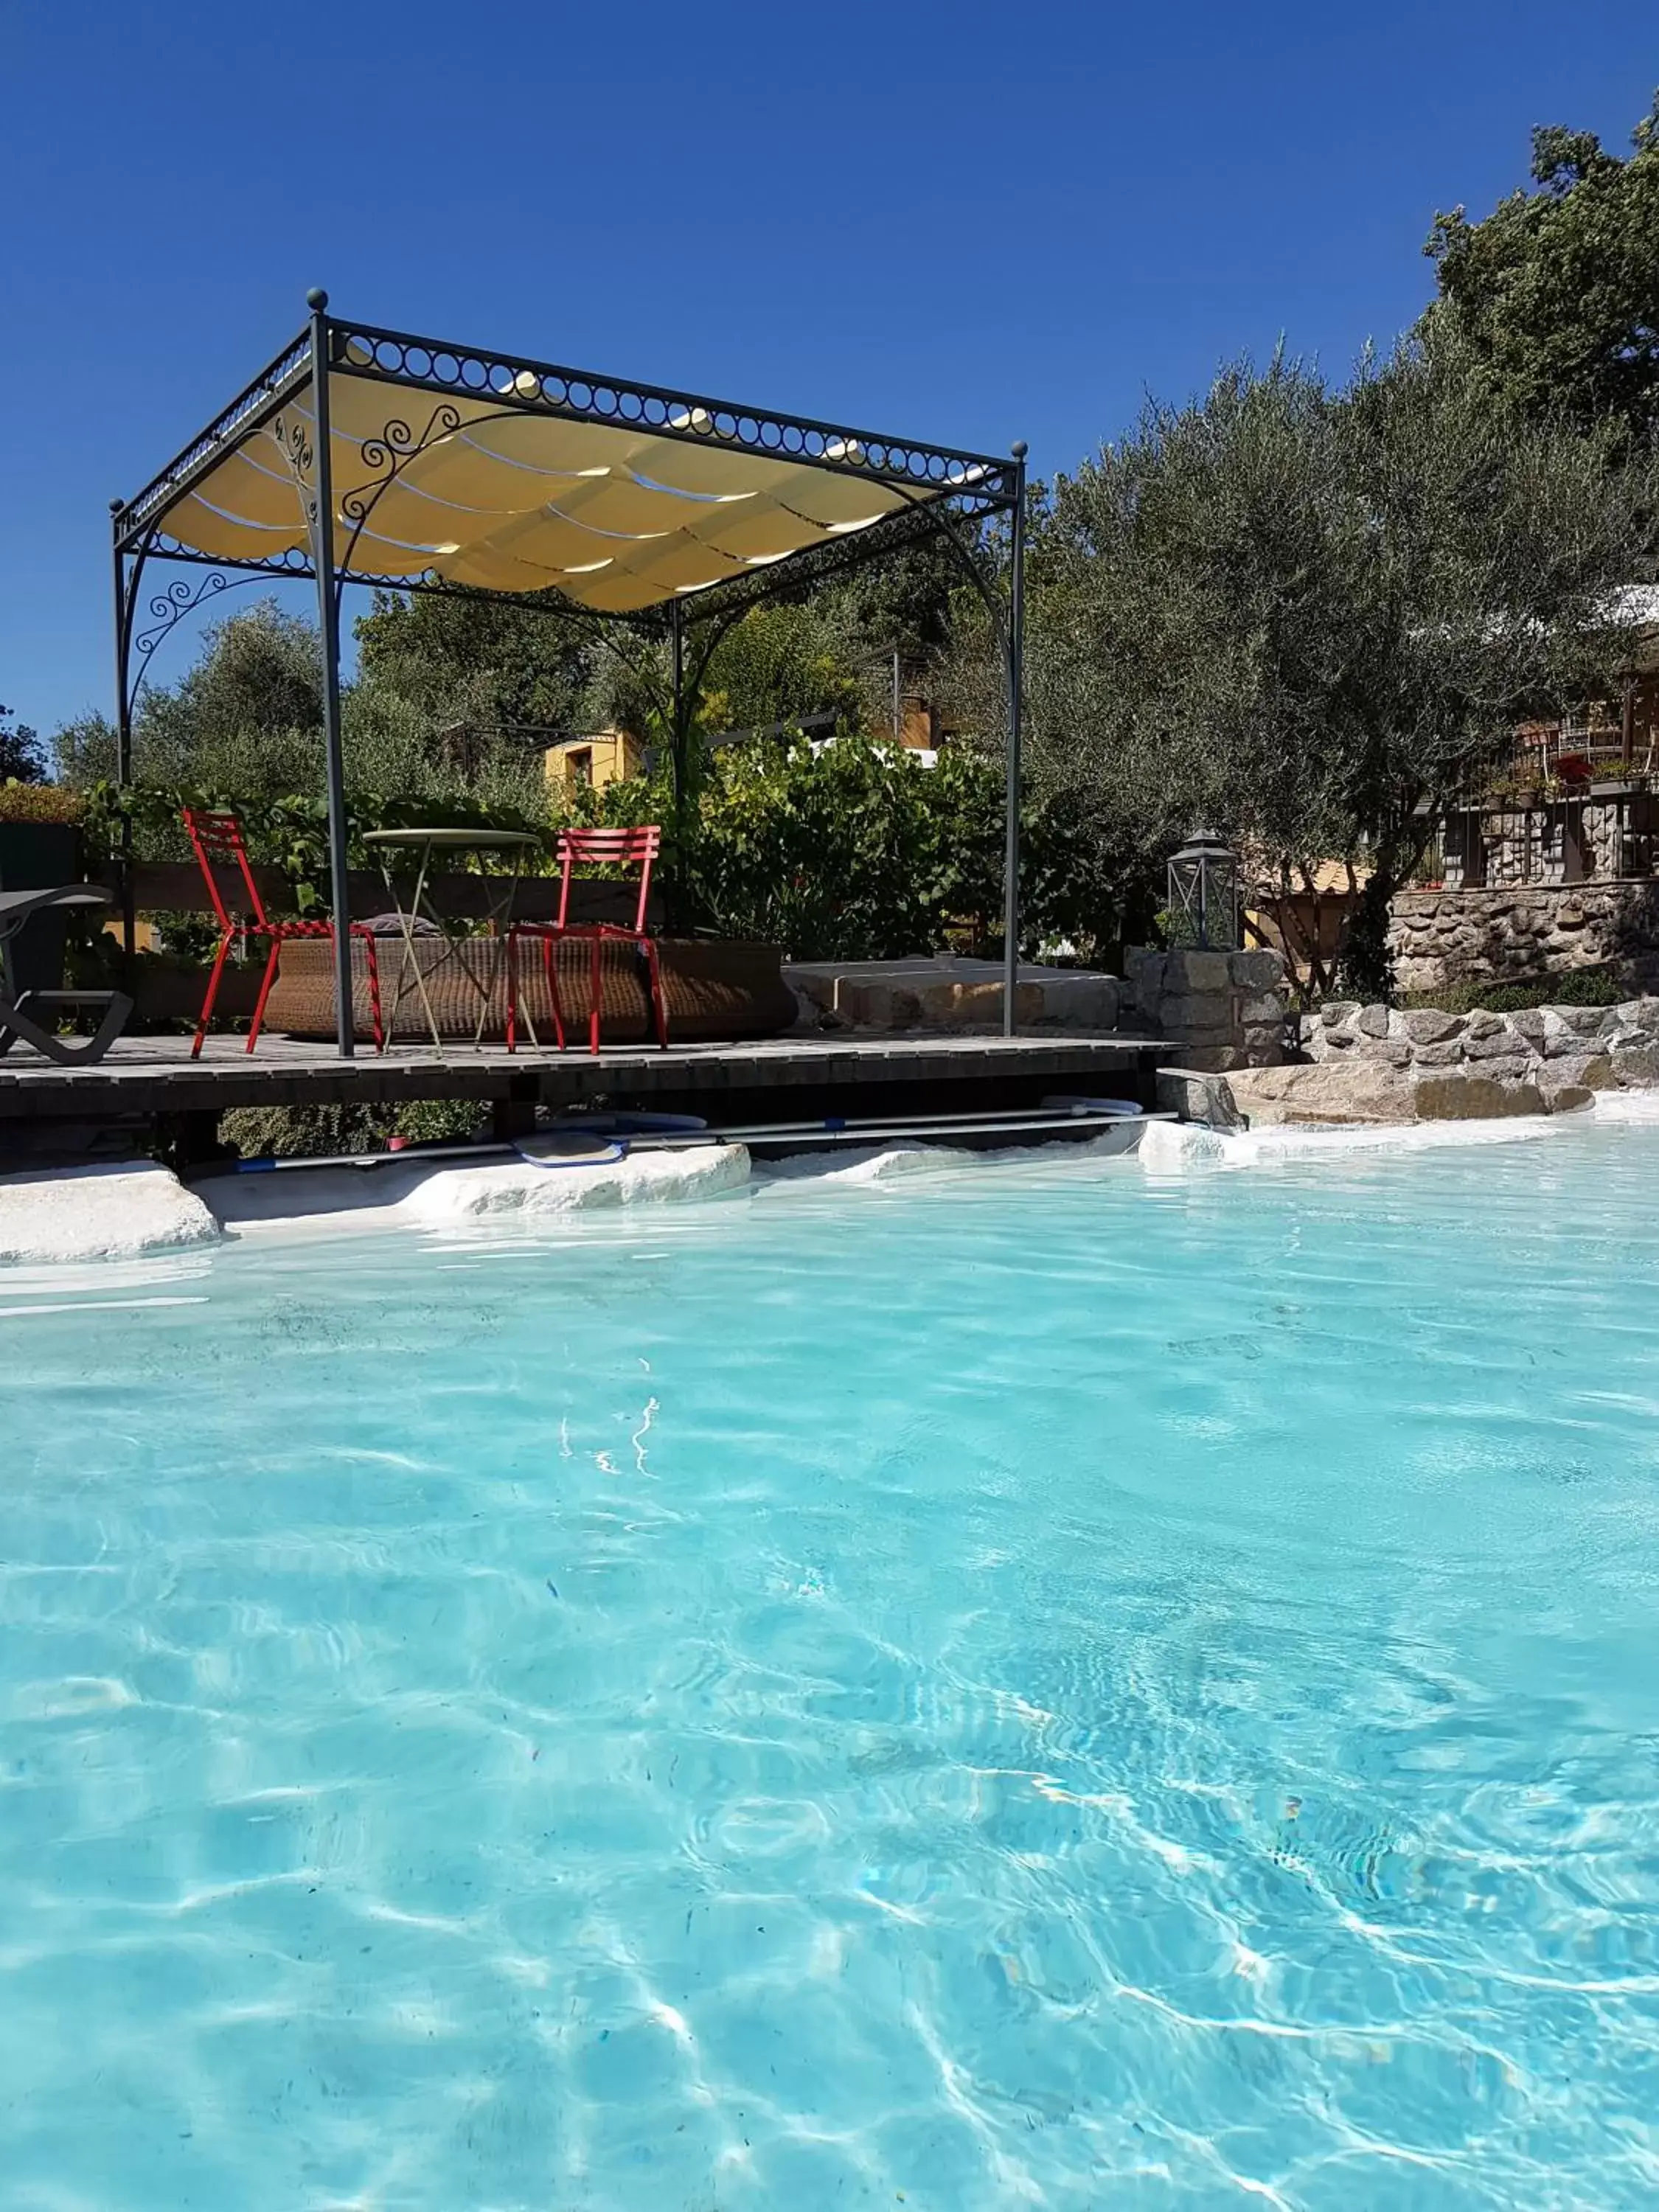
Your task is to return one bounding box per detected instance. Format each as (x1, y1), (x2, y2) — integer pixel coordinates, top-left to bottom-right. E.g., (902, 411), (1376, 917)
(506, 824), (667, 1054)
(181, 807), (384, 1057)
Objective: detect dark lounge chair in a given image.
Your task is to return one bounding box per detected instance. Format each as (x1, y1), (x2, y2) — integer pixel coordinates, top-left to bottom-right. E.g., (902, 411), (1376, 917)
(0, 886), (133, 1065)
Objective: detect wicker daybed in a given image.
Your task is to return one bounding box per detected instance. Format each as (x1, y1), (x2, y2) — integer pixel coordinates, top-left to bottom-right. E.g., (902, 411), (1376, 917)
(260, 933), (797, 1046)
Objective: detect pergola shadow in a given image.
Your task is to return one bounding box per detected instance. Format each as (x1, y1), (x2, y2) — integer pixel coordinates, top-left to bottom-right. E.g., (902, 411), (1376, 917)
(111, 292), (1026, 1056)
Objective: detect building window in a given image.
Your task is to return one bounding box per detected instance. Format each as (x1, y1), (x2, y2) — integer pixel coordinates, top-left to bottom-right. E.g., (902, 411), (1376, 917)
(567, 748), (593, 788)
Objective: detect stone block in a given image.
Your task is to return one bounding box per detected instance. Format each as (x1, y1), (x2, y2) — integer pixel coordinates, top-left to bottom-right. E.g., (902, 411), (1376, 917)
(1164, 949), (1231, 994)
(1175, 1043), (1243, 1073)
(1548, 1004), (1614, 1036)
(1412, 1074), (1545, 1120)
(1464, 1027), (1531, 1062)
(1613, 1043), (1659, 1088)
(1029, 975), (1121, 1031)
(1356, 1004), (1391, 1037)
(1464, 1054), (1535, 1085)
(1237, 992), (1284, 1025)
(1124, 946), (1164, 995)
(1228, 948), (1285, 991)
(1239, 1034), (1285, 1067)
(1155, 1067), (1245, 1129)
(914, 981), (990, 1028)
(1551, 1053), (1615, 1091)
(1321, 1001), (1360, 1028)
(1223, 1062), (1413, 1126)
(1397, 1008), (1464, 1045)
(1541, 1009), (1606, 1057)
(1463, 1010), (1505, 1040)
(1540, 1082), (1594, 1115)
(1349, 1037), (1413, 1068)
(1411, 1040), (1465, 1067)
(1160, 991), (1232, 1035)
(869, 984), (925, 1029)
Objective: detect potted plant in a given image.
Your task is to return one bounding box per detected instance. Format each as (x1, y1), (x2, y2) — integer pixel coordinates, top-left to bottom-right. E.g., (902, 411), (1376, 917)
(1556, 751), (1593, 792)
(0, 782), (86, 1001)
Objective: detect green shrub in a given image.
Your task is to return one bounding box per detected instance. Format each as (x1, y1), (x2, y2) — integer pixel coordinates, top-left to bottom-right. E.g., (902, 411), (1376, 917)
(218, 1099), (487, 1161)
(83, 731), (1123, 965)
(0, 780), (83, 824)
(1551, 967), (1628, 1007)
(1399, 969), (1626, 1015)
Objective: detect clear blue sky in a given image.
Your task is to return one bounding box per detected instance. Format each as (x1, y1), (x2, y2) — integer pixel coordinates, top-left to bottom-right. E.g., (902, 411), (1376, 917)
(5, 1), (1654, 743)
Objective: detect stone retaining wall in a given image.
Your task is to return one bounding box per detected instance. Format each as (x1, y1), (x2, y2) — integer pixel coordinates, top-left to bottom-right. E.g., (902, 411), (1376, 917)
(1298, 995), (1659, 1102)
(1123, 947), (1290, 1072)
(1389, 883), (1659, 996)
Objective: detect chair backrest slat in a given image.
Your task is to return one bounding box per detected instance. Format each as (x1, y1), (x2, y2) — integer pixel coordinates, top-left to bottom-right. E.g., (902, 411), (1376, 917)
(555, 824), (661, 933)
(181, 807), (268, 931)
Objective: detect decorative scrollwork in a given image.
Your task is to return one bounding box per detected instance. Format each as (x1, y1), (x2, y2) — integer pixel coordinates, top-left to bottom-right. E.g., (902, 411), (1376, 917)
(341, 400), (462, 529)
(153, 533), (313, 579)
(333, 317), (1019, 500)
(330, 401), (464, 602)
(130, 570), (262, 703)
(274, 410), (314, 486)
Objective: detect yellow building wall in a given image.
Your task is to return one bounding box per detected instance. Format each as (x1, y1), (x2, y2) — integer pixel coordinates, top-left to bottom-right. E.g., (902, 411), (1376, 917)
(544, 728), (644, 799)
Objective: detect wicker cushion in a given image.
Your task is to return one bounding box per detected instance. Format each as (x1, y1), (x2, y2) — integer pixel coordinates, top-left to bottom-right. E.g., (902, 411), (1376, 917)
(260, 933), (795, 1044)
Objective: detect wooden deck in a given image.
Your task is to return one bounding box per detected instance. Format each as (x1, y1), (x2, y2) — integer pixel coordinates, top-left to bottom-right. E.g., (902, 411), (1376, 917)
(0, 1030), (1168, 1126)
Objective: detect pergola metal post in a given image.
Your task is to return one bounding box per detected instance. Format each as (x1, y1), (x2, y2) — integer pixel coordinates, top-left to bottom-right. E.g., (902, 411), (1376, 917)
(305, 289), (356, 1059)
(669, 599), (688, 923)
(1001, 441), (1027, 1037)
(110, 512), (138, 967)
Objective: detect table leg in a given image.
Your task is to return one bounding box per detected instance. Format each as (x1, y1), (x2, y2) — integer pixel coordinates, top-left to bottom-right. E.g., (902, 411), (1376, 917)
(384, 846), (446, 1051)
(471, 852), (526, 1049)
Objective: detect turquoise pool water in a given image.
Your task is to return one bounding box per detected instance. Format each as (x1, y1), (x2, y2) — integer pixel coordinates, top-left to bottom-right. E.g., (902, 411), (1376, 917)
(4, 1124), (1659, 2210)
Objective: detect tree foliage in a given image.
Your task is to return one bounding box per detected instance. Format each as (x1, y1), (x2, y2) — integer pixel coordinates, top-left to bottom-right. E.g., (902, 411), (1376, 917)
(1011, 336), (1655, 993)
(1427, 93), (1659, 441)
(57, 601), (552, 819)
(0, 704), (46, 782)
(352, 588), (597, 733)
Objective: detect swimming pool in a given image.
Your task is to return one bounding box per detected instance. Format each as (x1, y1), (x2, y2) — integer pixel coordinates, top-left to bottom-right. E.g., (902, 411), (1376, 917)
(4, 1121), (1658, 2209)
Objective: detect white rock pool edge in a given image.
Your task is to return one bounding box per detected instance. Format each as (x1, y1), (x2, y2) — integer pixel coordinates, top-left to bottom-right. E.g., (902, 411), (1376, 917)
(3, 1091), (1654, 1265)
(209, 1141), (753, 1237)
(0, 1162), (223, 1265)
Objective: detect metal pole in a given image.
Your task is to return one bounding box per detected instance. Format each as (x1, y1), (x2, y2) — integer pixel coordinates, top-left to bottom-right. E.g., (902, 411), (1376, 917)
(307, 288), (355, 1058)
(111, 512), (133, 787)
(892, 646), (901, 748)
(1001, 442), (1027, 1037)
(110, 507), (137, 967)
(669, 599), (686, 922)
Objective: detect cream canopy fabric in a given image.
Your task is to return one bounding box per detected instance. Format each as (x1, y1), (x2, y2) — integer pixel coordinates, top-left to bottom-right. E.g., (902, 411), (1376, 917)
(139, 355), (987, 613)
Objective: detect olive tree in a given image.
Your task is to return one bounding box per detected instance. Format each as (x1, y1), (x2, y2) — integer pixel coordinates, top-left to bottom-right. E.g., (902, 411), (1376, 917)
(1009, 336), (1654, 995)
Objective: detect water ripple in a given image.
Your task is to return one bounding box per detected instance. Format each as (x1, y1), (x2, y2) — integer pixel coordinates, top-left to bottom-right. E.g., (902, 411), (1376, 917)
(3, 1122), (1659, 2205)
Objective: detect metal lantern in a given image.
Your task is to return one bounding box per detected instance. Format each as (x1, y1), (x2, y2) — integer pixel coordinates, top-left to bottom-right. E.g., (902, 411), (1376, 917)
(1166, 830), (1241, 951)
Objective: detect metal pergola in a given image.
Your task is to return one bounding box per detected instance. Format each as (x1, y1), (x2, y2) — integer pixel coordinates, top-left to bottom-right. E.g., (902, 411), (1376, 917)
(111, 291), (1027, 1056)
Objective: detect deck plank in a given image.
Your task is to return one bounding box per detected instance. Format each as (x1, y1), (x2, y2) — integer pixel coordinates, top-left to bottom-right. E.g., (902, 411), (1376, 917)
(0, 1030), (1167, 1123)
